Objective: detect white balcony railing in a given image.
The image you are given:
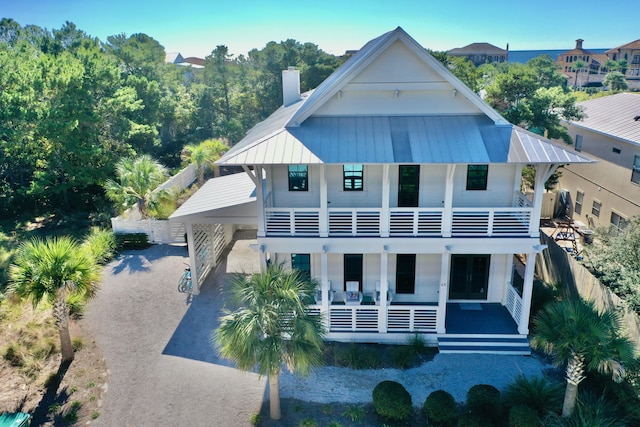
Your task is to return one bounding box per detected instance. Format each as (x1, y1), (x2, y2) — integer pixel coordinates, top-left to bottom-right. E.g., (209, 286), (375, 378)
(265, 206), (532, 237)
(505, 283), (523, 327)
(309, 304), (439, 333)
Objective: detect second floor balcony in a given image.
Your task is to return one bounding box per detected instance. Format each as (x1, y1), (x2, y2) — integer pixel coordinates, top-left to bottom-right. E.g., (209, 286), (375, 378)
(264, 192), (534, 238)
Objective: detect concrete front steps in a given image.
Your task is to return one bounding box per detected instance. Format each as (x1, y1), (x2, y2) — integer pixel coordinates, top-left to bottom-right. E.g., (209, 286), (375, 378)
(437, 334), (531, 355)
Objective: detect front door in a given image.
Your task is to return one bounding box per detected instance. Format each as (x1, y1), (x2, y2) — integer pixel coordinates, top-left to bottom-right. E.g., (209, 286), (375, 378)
(449, 255), (490, 300)
(344, 254), (363, 291)
(398, 165), (420, 207)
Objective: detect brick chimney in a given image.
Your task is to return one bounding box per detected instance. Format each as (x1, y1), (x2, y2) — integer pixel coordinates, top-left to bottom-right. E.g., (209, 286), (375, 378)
(282, 67), (301, 107)
(575, 39), (584, 49)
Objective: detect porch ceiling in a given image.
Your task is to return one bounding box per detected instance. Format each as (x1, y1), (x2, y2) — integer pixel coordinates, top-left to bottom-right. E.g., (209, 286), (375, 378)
(169, 172), (257, 223)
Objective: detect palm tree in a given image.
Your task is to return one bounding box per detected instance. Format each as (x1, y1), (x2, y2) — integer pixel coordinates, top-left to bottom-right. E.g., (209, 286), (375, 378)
(531, 298), (635, 417)
(104, 154), (168, 219)
(9, 237), (100, 362)
(181, 138), (229, 185)
(573, 59), (586, 88)
(213, 264), (325, 420)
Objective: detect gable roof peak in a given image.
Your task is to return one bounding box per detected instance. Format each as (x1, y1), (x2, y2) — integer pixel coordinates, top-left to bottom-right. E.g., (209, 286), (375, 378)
(285, 28), (508, 127)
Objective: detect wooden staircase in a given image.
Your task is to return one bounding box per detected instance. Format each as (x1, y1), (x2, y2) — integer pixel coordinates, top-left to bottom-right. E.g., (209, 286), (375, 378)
(437, 334), (531, 355)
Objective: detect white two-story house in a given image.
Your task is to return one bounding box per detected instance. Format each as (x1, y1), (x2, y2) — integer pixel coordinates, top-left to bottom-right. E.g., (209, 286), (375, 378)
(178, 28), (594, 354)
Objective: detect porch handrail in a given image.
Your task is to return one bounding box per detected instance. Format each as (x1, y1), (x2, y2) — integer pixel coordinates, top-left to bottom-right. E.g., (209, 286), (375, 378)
(505, 283), (523, 327)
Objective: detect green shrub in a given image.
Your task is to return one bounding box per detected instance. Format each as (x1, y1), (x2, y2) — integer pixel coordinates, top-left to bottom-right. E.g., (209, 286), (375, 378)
(509, 405), (540, 427)
(342, 405), (365, 422)
(391, 346), (415, 368)
(372, 380), (413, 421)
(3, 343), (23, 367)
(114, 233), (149, 249)
(82, 227), (117, 264)
(457, 412), (493, 427)
(466, 384), (501, 423)
(424, 389), (457, 425)
(298, 418), (317, 427)
(249, 413), (261, 426)
(502, 375), (563, 417)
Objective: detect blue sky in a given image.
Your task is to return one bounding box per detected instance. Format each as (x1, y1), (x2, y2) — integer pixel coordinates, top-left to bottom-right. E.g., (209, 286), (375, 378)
(3, 0), (637, 58)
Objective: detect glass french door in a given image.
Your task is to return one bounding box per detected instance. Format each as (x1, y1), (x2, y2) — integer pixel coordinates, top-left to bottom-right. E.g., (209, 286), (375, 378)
(449, 255), (490, 300)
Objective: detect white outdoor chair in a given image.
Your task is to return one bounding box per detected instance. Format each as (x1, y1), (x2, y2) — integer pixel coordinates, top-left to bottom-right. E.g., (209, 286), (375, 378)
(374, 281), (394, 305)
(313, 281), (334, 304)
(344, 281), (363, 305)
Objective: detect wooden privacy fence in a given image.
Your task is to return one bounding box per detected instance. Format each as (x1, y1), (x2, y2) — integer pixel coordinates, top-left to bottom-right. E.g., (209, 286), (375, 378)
(536, 232), (640, 349)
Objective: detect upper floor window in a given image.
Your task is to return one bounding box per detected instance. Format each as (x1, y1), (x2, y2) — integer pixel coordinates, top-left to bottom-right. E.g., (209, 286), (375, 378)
(575, 191), (584, 215)
(343, 164), (364, 191)
(632, 156), (640, 185)
(633, 55), (640, 65)
(575, 134), (583, 151)
(466, 165), (488, 190)
(591, 199), (601, 217)
(291, 253), (311, 279)
(288, 165), (308, 191)
(612, 147), (621, 154)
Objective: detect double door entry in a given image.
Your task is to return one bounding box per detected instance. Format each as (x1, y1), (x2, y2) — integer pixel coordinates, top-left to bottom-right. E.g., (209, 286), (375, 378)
(449, 255), (490, 300)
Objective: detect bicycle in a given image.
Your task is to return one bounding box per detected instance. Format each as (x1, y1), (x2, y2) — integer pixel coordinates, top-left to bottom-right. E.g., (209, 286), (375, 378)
(178, 264), (192, 296)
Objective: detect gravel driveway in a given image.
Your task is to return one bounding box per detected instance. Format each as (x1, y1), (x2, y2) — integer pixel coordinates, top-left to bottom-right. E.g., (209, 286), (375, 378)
(85, 232), (552, 426)
(84, 234), (265, 427)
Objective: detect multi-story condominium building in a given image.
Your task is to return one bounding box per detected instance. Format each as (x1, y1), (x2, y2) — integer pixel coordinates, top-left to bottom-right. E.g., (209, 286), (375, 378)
(606, 39), (640, 81)
(447, 42), (508, 66)
(557, 39), (607, 87)
(557, 92), (640, 233)
(173, 28), (593, 354)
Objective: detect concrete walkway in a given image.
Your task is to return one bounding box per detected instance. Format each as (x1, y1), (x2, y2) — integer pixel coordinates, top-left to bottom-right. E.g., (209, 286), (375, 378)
(85, 232), (552, 426)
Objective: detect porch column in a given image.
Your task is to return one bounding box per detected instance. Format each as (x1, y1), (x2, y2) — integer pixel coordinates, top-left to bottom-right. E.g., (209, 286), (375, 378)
(378, 248), (389, 333)
(319, 165), (328, 237)
(320, 249), (330, 327)
(244, 165), (267, 238)
(529, 164), (559, 237)
(437, 251), (449, 333)
(186, 222), (199, 295)
(442, 165), (455, 237)
(380, 165), (390, 238)
(518, 250), (537, 335)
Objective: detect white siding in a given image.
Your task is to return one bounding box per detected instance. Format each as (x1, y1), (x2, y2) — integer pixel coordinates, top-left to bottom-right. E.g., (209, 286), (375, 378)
(326, 164), (383, 207)
(488, 254), (511, 302)
(453, 164), (516, 207)
(388, 254), (440, 303)
(271, 164), (320, 207)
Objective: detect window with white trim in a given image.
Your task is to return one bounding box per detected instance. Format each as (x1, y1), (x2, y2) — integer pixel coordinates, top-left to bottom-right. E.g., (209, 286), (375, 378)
(610, 212), (628, 235)
(591, 200), (601, 217)
(575, 191), (584, 215)
(343, 164), (363, 191)
(288, 165), (308, 191)
(574, 134), (583, 151)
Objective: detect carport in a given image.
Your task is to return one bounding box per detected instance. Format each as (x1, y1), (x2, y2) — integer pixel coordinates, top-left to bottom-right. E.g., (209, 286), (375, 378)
(169, 172), (258, 294)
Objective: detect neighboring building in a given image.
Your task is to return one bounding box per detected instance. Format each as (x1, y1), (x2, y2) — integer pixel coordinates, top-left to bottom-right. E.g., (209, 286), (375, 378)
(606, 39), (640, 81)
(165, 52), (205, 69)
(173, 28), (593, 354)
(447, 42), (508, 66)
(557, 92), (640, 233)
(557, 39), (608, 87)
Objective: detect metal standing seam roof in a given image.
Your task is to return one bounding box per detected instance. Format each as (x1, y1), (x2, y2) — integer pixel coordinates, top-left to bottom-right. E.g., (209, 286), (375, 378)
(168, 172), (256, 220)
(218, 115), (595, 165)
(568, 93), (640, 145)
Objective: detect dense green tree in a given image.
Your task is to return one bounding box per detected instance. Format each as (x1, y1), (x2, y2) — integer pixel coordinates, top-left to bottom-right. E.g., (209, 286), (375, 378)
(583, 216), (640, 312)
(526, 55), (566, 88)
(522, 86), (583, 142)
(532, 299), (635, 417)
(104, 155), (169, 218)
(213, 264), (325, 420)
(484, 63), (539, 123)
(9, 236), (100, 362)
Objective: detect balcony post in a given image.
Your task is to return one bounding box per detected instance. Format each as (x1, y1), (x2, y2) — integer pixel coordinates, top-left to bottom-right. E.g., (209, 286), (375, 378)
(319, 165), (328, 237)
(442, 165), (455, 237)
(529, 164), (558, 237)
(518, 250), (537, 334)
(378, 248), (389, 333)
(381, 165), (390, 237)
(321, 249), (330, 327)
(437, 251), (449, 333)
